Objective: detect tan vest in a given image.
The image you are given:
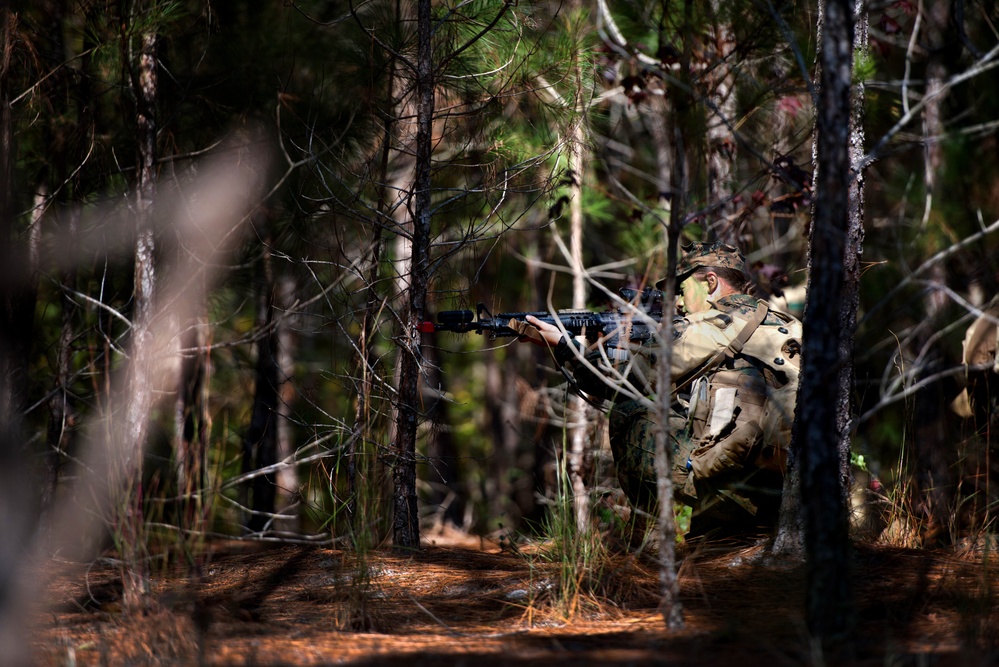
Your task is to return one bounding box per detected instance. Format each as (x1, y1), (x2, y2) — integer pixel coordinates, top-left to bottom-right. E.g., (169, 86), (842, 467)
(686, 303), (802, 478)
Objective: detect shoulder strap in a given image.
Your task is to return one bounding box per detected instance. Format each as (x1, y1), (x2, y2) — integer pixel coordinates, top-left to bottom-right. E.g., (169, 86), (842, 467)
(725, 300), (769, 359)
(676, 300), (770, 390)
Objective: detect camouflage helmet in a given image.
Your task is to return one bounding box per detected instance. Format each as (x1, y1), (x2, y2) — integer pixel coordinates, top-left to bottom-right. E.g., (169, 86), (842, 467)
(656, 241), (750, 287)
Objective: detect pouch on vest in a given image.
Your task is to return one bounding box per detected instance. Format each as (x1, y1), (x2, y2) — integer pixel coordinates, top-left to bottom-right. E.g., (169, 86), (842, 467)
(689, 365), (770, 477)
(690, 419), (764, 479)
(686, 375), (709, 439)
(708, 387), (738, 436)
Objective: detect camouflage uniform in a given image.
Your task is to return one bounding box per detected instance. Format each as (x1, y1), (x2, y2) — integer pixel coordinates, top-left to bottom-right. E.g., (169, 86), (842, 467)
(554, 243), (802, 536)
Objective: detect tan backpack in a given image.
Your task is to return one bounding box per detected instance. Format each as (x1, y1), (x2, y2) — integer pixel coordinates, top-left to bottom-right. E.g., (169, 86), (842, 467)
(733, 304), (803, 471)
(684, 301), (802, 475)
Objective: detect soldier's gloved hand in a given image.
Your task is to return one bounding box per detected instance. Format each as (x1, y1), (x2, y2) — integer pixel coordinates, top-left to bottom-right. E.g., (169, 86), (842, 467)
(508, 318), (547, 346)
(510, 316), (564, 347)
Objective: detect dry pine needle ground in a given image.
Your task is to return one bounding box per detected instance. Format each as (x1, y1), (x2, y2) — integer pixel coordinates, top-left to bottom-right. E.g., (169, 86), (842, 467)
(30, 534), (999, 667)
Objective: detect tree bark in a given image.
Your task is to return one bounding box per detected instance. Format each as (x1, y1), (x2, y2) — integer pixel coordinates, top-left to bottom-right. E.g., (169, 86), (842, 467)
(567, 61), (591, 533)
(422, 341), (463, 529)
(119, 25), (159, 611)
(921, 1), (950, 196)
(40, 0), (89, 533)
(175, 312), (208, 528)
(910, 0), (955, 546)
(840, 0), (867, 503)
(0, 12), (39, 660)
(795, 0), (855, 646)
(706, 0), (738, 244)
(0, 9), (37, 443)
(242, 234), (281, 535)
(275, 276), (299, 533)
(44, 204), (77, 530)
(392, 0), (434, 548)
(653, 0), (696, 631)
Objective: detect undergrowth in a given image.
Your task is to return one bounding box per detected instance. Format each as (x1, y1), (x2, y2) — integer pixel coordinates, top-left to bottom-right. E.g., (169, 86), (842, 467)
(517, 445), (661, 624)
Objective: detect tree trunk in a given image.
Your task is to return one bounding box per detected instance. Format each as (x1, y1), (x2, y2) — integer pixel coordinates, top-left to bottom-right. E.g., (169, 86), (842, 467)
(653, 0), (697, 631)
(911, 0), (955, 546)
(795, 0), (855, 646)
(0, 12), (39, 660)
(422, 341), (463, 530)
(706, 0), (738, 244)
(275, 276), (299, 533)
(922, 1), (950, 196)
(840, 0), (867, 503)
(242, 235), (281, 535)
(175, 312), (208, 529)
(567, 81), (591, 533)
(348, 35), (399, 533)
(773, 0), (866, 562)
(0, 10), (38, 443)
(44, 204), (77, 530)
(40, 0), (86, 533)
(119, 25), (159, 611)
(392, 0), (434, 548)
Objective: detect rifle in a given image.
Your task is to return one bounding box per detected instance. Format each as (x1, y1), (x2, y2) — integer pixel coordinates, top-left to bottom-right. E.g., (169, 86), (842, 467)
(420, 287), (666, 348)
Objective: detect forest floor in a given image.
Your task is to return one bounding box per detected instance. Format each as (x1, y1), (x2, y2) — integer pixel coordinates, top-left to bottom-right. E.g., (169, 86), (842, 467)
(29, 527), (999, 667)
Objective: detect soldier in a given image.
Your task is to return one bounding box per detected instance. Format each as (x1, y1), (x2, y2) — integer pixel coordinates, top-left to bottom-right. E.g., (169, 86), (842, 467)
(517, 242), (802, 538)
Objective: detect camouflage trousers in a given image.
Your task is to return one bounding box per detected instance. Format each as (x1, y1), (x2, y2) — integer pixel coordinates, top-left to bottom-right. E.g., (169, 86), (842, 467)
(607, 398), (694, 513)
(607, 398), (782, 536)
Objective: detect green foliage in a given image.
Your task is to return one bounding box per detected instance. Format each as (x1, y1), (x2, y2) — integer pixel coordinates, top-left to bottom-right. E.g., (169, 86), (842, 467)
(127, 1), (187, 35)
(853, 47), (876, 84)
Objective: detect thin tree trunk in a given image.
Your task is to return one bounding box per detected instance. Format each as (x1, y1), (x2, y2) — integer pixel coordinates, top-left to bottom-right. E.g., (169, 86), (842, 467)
(39, 0), (81, 533)
(175, 313), (208, 530)
(119, 26), (159, 611)
(392, 0), (434, 548)
(349, 38), (398, 531)
(0, 11), (17, 426)
(911, 0), (955, 546)
(422, 341), (463, 529)
(772, 0), (866, 561)
(0, 10), (38, 439)
(840, 0), (867, 502)
(922, 0), (950, 197)
(44, 203), (77, 529)
(275, 276), (299, 533)
(706, 0), (738, 244)
(567, 86), (591, 533)
(0, 14), (39, 658)
(653, 0), (696, 631)
(795, 0), (854, 646)
(242, 234), (280, 535)
(484, 351), (524, 529)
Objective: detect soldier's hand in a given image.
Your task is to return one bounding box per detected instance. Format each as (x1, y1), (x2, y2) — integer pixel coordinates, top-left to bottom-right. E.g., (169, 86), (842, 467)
(508, 316), (563, 347)
(525, 315), (565, 346)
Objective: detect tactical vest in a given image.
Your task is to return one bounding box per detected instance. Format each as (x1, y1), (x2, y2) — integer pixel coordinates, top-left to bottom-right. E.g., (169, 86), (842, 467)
(685, 301), (802, 478)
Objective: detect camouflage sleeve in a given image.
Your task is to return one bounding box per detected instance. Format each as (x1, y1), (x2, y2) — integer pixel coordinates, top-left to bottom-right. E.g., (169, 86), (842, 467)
(552, 311), (739, 403)
(553, 335), (660, 402)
